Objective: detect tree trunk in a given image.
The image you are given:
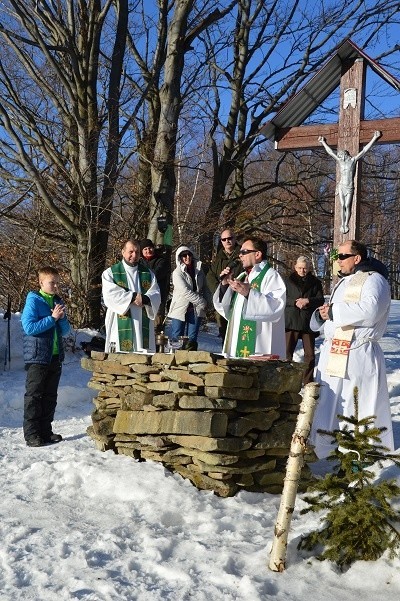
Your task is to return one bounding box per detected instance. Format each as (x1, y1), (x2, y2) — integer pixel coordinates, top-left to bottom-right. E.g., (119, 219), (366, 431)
(149, 2), (194, 242)
(269, 383), (320, 572)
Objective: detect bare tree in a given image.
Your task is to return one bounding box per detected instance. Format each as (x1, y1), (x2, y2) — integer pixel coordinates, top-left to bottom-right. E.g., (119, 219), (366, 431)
(0, 0), (129, 326)
(144, 0), (236, 243)
(199, 0), (400, 253)
(1, 0), (400, 327)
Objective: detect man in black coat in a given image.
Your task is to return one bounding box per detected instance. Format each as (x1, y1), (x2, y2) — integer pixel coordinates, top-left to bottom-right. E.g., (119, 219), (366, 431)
(284, 256), (324, 384)
(206, 229), (242, 339)
(140, 239), (171, 333)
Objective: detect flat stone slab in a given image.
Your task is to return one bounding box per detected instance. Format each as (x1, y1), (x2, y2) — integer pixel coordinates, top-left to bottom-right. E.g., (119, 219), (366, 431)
(174, 465), (238, 497)
(82, 357), (133, 376)
(152, 393), (178, 409)
(205, 386), (259, 400)
(204, 373), (254, 388)
(192, 457), (276, 475)
(227, 410), (280, 437)
(253, 420), (296, 449)
(151, 353), (176, 366)
(178, 395), (237, 410)
(145, 381), (183, 393)
(113, 409), (228, 437)
(162, 369), (204, 386)
(189, 363), (228, 374)
(167, 435), (253, 452)
(174, 350), (221, 365)
(90, 351), (107, 361)
(119, 353), (151, 365)
(257, 362), (304, 394)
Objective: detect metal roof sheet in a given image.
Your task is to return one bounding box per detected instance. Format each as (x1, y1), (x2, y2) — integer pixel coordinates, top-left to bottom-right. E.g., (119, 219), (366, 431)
(260, 39), (400, 140)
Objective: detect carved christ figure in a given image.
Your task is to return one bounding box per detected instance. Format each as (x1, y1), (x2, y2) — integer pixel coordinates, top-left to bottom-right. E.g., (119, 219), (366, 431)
(318, 130), (381, 234)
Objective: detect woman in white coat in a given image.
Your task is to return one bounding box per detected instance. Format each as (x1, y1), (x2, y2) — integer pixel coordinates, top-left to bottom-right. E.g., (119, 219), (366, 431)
(167, 245), (210, 351)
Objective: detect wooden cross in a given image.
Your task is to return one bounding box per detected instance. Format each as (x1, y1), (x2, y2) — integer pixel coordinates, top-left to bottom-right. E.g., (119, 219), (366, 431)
(272, 57), (400, 252)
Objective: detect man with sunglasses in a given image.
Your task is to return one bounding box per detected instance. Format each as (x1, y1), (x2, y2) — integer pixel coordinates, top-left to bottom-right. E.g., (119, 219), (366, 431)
(309, 239), (394, 460)
(213, 236), (286, 358)
(206, 229), (241, 339)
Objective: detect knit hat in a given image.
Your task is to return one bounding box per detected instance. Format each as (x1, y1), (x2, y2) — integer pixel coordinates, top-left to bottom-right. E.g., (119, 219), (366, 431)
(140, 238), (155, 250)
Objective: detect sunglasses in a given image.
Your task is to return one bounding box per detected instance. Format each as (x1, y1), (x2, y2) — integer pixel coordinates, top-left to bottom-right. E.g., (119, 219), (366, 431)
(338, 253), (357, 260)
(180, 252), (192, 259)
(221, 236), (233, 242)
(239, 249), (257, 256)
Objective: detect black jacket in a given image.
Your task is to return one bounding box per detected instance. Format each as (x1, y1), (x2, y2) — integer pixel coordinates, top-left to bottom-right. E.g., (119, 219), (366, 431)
(284, 272), (324, 333)
(354, 257), (389, 280)
(206, 244), (242, 294)
(143, 253), (170, 303)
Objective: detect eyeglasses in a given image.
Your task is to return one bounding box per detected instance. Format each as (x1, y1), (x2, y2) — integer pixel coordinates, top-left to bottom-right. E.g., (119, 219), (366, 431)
(238, 249), (257, 256)
(337, 253), (357, 260)
(221, 236), (233, 242)
(180, 252), (192, 259)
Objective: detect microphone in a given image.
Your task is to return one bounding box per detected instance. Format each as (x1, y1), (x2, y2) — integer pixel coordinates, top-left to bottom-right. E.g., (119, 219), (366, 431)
(219, 259), (241, 282)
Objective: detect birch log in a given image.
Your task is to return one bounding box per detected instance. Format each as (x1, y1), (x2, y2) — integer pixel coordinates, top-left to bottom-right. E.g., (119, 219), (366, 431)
(268, 382), (320, 572)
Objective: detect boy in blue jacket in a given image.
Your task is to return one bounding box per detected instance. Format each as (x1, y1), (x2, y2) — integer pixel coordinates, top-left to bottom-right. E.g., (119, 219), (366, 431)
(21, 266), (70, 447)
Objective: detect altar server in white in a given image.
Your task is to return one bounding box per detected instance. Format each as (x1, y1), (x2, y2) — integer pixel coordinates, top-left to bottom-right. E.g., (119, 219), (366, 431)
(310, 239), (394, 459)
(102, 239), (160, 353)
(213, 236), (286, 359)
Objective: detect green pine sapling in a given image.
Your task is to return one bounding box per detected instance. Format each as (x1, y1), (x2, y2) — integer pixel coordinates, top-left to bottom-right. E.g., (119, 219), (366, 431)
(298, 387), (400, 569)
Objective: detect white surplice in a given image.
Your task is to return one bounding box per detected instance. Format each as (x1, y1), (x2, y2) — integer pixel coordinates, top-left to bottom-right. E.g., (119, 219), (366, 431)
(102, 261), (160, 353)
(213, 261), (286, 358)
(310, 271), (394, 459)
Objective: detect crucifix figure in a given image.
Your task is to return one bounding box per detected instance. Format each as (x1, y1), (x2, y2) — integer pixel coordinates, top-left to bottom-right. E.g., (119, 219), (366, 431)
(318, 130), (381, 234)
(260, 41), (400, 251)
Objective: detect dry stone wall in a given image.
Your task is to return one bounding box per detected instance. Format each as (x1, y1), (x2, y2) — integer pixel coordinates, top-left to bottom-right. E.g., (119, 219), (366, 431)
(82, 350), (313, 497)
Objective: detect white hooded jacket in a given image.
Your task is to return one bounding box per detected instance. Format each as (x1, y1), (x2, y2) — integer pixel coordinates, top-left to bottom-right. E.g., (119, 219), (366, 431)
(167, 245), (210, 320)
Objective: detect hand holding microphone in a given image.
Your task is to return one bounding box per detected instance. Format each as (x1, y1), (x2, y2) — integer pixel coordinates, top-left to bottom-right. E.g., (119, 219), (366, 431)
(219, 266), (235, 284)
(52, 303), (65, 321)
(219, 259), (240, 284)
(318, 303), (331, 321)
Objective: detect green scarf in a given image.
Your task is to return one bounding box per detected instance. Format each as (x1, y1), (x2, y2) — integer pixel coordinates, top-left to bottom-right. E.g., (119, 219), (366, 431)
(111, 261), (152, 352)
(227, 262), (270, 358)
(39, 290), (59, 355)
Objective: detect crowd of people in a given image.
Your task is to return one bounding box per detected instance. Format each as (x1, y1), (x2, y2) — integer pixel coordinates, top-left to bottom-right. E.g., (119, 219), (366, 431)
(20, 231), (394, 461)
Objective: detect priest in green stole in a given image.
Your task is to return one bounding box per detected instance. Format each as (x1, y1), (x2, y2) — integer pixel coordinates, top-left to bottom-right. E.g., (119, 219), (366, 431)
(102, 239), (161, 353)
(213, 236), (286, 359)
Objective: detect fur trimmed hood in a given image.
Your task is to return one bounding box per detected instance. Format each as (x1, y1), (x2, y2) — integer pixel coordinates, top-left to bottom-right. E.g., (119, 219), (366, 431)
(174, 245), (200, 268)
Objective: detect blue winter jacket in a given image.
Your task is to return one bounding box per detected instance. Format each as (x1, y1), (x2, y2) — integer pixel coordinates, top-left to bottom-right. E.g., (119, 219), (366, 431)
(21, 291), (70, 365)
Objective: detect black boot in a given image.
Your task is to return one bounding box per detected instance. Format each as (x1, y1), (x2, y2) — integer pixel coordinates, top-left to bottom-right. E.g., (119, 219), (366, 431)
(186, 340), (198, 351)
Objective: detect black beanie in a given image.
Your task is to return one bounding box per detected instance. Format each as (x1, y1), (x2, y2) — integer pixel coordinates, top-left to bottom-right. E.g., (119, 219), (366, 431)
(140, 238), (155, 250)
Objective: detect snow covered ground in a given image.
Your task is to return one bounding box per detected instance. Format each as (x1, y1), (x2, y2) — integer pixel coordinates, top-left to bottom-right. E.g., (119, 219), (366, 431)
(1, 304), (400, 601)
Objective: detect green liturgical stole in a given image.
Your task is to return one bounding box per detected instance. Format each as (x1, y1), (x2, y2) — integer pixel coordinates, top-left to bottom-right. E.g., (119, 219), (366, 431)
(111, 261), (152, 351)
(228, 262), (270, 358)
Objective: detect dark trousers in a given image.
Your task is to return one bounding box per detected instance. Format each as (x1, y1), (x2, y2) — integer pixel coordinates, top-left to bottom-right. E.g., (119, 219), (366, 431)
(23, 357), (62, 441)
(154, 300), (166, 334)
(215, 312), (228, 339)
(285, 330), (317, 385)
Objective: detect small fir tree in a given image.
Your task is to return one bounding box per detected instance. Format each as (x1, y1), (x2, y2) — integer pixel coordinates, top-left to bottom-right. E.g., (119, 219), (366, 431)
(298, 387), (400, 569)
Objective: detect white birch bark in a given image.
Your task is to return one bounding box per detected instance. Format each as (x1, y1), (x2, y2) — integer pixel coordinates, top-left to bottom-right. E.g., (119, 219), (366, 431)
(268, 382), (320, 572)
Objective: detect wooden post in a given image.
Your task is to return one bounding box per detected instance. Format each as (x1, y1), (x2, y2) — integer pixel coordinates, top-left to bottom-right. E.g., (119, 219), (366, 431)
(334, 57), (366, 250)
(268, 383), (320, 572)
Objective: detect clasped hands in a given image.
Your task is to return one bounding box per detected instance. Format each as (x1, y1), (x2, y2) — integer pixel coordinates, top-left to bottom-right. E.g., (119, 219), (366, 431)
(131, 292), (144, 307)
(295, 298), (309, 309)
